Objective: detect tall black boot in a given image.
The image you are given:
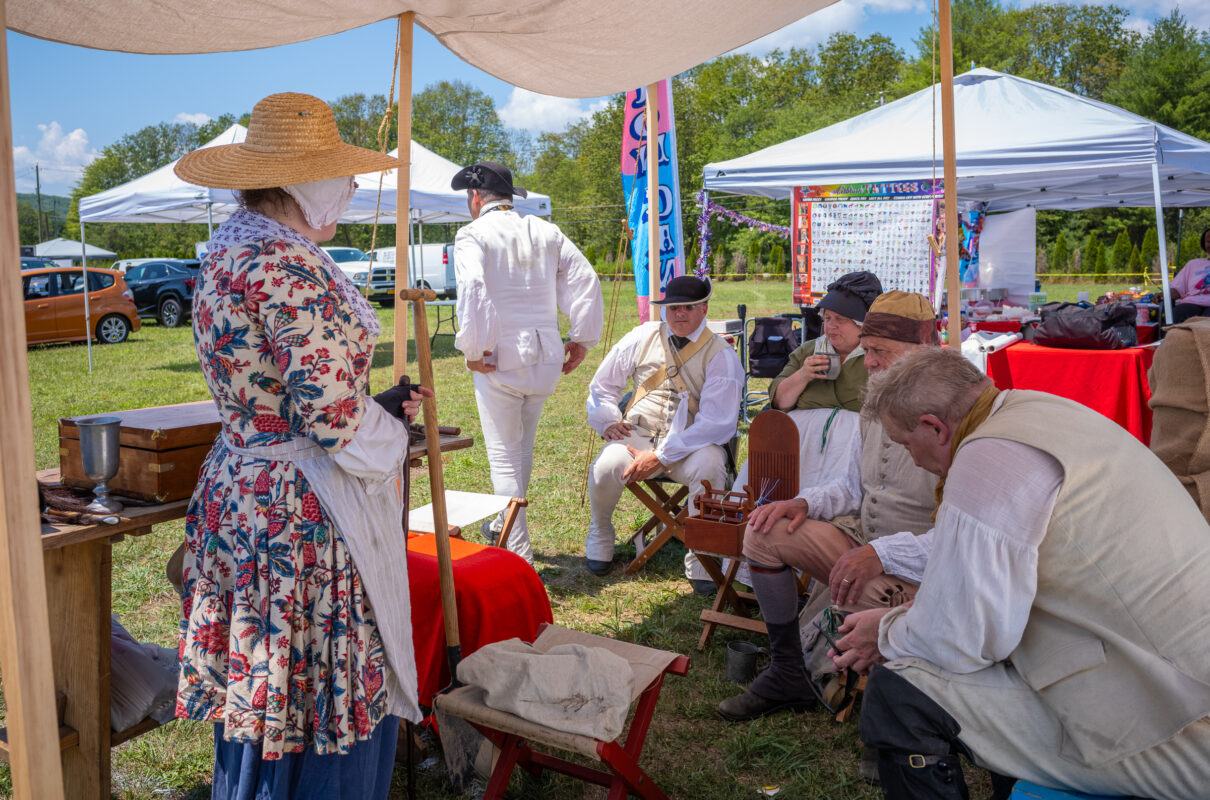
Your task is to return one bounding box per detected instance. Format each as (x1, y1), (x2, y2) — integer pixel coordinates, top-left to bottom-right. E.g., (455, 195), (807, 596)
(718, 619), (814, 721)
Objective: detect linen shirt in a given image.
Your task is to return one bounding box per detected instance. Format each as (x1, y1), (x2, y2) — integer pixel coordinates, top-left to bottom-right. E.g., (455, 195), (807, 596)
(878, 433), (1063, 673)
(587, 318), (743, 464)
(454, 200), (603, 367)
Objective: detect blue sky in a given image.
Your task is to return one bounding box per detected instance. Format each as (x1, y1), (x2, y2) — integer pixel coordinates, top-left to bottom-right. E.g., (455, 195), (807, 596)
(9, 0), (1201, 197)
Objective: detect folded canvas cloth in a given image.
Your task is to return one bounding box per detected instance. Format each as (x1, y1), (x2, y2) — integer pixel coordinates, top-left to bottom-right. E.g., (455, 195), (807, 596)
(110, 616), (178, 731)
(457, 638), (635, 741)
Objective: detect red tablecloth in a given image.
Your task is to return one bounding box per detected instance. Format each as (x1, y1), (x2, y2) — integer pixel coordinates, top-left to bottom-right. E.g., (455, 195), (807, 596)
(970, 319), (1024, 334)
(407, 533), (552, 707)
(985, 342), (1155, 444)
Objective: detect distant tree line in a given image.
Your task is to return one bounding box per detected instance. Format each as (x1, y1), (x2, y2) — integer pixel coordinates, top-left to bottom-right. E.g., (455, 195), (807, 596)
(50, 0), (1210, 276)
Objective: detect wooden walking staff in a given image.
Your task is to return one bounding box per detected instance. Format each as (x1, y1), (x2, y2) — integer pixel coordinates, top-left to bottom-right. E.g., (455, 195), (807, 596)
(393, 11), (414, 383)
(399, 288), (462, 678)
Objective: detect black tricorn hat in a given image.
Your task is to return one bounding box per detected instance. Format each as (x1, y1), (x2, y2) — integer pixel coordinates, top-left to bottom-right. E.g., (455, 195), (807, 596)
(450, 160), (528, 198)
(652, 275), (712, 306)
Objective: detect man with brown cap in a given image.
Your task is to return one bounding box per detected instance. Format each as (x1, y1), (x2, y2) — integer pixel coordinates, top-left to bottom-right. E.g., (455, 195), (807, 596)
(452, 160), (604, 564)
(719, 290), (940, 722)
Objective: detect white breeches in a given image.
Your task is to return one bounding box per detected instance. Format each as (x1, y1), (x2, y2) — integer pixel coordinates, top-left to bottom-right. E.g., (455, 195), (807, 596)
(473, 363), (561, 564)
(586, 429), (726, 580)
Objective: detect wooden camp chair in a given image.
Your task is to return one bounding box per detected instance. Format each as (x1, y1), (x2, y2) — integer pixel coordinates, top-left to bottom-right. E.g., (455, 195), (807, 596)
(433, 624), (690, 800)
(409, 490), (527, 549)
(689, 410), (802, 649)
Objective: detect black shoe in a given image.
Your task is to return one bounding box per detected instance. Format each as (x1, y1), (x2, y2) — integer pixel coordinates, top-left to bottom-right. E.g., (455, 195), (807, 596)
(690, 579), (716, 596)
(480, 519), (500, 544)
(717, 689), (815, 721)
(585, 558), (613, 576)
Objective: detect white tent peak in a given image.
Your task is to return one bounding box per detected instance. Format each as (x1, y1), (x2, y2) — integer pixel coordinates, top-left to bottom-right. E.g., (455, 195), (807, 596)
(703, 67), (1210, 212)
(34, 237), (117, 259)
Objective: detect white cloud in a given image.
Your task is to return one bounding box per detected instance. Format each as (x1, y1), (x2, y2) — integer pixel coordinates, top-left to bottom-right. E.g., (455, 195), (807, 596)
(735, 0), (924, 54)
(497, 88), (609, 132)
(174, 111), (212, 126)
(12, 121), (97, 194)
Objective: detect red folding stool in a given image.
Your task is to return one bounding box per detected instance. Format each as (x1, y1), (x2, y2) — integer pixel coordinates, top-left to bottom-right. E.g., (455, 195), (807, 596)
(432, 623), (690, 800)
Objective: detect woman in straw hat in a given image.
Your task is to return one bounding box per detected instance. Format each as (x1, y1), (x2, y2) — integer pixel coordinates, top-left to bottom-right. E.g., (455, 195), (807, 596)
(174, 93), (425, 798)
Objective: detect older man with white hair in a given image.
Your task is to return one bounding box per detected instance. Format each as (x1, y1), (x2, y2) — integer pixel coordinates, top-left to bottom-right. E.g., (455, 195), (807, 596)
(836, 348), (1210, 800)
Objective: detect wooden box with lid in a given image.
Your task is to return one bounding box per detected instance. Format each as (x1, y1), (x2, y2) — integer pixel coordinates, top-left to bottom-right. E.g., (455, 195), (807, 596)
(59, 401), (221, 503)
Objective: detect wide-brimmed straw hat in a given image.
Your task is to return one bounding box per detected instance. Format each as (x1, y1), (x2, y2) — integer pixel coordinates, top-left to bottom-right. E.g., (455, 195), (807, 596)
(174, 93), (400, 189)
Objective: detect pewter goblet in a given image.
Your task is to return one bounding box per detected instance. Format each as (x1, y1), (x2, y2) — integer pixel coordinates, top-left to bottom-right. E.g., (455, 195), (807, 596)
(76, 416), (124, 514)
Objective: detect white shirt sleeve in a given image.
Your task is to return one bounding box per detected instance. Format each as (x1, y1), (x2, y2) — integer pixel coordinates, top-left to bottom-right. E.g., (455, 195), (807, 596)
(453, 228), (499, 359)
(878, 436), (1063, 673)
(555, 235), (604, 349)
(585, 324), (649, 435)
(869, 530), (935, 584)
(331, 400), (410, 490)
(792, 410), (863, 520)
(657, 346), (743, 464)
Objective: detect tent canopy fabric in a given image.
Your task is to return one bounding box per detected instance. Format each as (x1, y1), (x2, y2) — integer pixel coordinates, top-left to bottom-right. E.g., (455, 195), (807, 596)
(703, 68), (1210, 212)
(34, 238), (117, 259)
(8, 1), (834, 99)
(80, 130), (552, 226)
(79, 125), (243, 224)
(346, 141), (551, 224)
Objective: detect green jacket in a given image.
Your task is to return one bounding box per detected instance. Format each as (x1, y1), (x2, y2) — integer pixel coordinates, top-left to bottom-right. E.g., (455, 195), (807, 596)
(768, 336), (867, 412)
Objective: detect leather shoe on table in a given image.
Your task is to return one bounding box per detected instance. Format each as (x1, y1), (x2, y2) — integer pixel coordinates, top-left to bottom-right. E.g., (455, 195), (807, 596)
(586, 558), (613, 576)
(717, 689), (815, 721)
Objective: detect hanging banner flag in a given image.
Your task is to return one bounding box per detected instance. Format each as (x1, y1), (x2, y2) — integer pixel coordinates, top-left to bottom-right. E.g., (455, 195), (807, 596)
(621, 80), (685, 322)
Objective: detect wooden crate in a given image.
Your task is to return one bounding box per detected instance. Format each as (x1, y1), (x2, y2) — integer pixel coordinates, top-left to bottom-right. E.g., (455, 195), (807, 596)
(59, 401), (221, 503)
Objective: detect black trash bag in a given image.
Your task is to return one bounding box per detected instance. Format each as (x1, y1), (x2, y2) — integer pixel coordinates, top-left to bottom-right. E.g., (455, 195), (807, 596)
(1033, 301), (1137, 350)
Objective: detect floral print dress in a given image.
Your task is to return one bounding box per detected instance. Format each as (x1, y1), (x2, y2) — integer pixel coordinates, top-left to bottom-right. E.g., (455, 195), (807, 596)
(178, 217), (392, 759)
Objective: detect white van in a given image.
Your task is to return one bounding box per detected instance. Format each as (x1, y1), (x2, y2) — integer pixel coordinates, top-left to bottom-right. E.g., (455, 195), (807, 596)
(366, 243), (456, 302)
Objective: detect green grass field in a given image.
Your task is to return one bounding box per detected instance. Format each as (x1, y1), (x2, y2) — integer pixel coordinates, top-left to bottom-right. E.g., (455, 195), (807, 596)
(8, 278), (1130, 799)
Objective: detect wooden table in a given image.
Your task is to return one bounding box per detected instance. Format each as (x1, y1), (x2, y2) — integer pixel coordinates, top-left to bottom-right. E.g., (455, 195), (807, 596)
(0, 432), (472, 799)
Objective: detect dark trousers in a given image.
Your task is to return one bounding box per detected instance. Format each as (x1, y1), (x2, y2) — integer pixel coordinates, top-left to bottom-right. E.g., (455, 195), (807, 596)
(1173, 303), (1210, 324)
(859, 666), (1016, 800)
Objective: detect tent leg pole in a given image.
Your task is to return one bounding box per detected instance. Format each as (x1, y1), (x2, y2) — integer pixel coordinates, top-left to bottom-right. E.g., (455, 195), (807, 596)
(938, 0), (961, 348)
(394, 11), (414, 383)
(0, 0), (69, 792)
(1152, 163), (1174, 324)
(81, 222), (93, 372)
(207, 201), (214, 240)
(647, 81), (661, 316)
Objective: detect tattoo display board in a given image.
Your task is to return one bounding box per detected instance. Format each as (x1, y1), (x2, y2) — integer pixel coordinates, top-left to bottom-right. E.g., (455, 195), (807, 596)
(790, 183), (942, 305)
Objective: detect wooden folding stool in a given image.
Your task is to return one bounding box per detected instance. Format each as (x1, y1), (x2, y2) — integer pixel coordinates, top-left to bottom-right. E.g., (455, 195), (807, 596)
(688, 410), (801, 649)
(623, 477), (690, 574)
(433, 624), (690, 800)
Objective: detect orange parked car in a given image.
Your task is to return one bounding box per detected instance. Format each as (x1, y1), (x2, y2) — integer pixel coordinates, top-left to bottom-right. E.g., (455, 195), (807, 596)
(22, 265), (141, 345)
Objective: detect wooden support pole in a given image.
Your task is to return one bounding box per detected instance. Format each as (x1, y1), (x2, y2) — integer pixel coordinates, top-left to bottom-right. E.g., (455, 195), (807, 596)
(0, 0), (69, 794)
(939, 0), (962, 348)
(646, 82), (660, 308)
(399, 288), (461, 676)
(394, 11), (414, 382)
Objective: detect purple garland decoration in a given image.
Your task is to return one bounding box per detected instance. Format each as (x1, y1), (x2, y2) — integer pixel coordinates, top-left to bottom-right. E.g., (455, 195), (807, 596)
(694, 189), (791, 277)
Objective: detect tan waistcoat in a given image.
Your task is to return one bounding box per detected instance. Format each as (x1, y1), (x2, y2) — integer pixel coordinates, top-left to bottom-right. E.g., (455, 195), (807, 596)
(965, 390), (1210, 766)
(859, 415), (938, 540)
(624, 323), (728, 437)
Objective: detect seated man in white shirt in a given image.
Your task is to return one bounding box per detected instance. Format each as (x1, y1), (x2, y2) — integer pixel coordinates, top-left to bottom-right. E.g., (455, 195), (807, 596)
(584, 275), (743, 591)
(719, 291), (939, 722)
(836, 348), (1210, 800)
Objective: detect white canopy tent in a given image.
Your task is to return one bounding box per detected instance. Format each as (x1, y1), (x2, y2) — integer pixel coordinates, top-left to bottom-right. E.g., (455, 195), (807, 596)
(78, 124), (244, 226)
(3, 3), (843, 797)
(345, 141), (551, 224)
(34, 237), (116, 260)
(81, 129), (552, 227)
(703, 68), (1210, 321)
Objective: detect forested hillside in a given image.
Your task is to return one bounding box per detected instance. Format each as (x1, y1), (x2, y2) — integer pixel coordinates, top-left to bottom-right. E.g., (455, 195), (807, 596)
(56, 1), (1210, 273)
